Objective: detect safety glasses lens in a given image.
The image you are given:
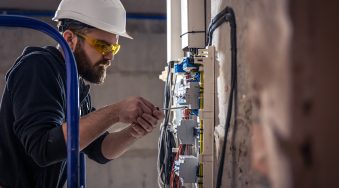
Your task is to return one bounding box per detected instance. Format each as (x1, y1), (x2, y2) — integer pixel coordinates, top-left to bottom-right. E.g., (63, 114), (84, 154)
(76, 32), (120, 55)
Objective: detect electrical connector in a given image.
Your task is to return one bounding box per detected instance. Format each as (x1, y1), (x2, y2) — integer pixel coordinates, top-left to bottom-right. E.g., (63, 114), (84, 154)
(182, 57), (199, 72)
(177, 119), (197, 144)
(175, 155), (199, 183)
(175, 82), (200, 109)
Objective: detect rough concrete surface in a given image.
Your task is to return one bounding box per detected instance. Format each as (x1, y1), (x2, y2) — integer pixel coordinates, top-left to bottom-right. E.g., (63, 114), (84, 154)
(245, 0), (339, 188)
(211, 0), (270, 188)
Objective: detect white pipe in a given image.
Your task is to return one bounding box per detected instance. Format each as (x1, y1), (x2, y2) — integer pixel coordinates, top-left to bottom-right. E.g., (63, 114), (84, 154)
(166, 0), (182, 63)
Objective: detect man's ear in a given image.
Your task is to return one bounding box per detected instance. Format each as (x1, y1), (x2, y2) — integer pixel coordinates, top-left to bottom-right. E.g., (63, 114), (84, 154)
(62, 30), (78, 51)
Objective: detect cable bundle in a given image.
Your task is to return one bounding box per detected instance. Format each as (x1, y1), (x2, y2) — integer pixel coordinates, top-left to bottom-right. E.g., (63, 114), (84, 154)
(158, 62), (177, 188)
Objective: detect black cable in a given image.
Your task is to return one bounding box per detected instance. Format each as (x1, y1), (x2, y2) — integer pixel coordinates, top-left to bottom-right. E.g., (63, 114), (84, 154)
(206, 7), (237, 188)
(158, 61), (178, 188)
(206, 7), (234, 46)
(180, 31), (206, 38)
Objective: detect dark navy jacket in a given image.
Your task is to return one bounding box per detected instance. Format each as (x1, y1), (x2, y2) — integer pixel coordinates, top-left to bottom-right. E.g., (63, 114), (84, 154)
(0, 46), (110, 188)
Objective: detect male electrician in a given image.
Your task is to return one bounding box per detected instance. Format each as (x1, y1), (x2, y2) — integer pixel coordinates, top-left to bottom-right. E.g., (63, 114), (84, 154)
(0, 0), (163, 187)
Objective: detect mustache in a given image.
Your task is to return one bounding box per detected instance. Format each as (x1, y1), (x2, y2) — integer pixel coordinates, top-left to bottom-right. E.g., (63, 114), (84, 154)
(96, 59), (111, 66)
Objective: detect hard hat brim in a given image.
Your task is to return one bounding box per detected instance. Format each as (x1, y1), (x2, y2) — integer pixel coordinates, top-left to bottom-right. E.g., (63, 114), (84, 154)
(119, 32), (133, 39)
(53, 10), (133, 39)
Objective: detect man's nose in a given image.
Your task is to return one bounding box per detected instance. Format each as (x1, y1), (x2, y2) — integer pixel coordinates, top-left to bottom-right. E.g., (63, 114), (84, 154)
(103, 53), (114, 61)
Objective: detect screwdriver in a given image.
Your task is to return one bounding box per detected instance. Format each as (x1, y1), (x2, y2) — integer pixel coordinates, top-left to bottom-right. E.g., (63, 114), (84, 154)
(161, 106), (188, 111)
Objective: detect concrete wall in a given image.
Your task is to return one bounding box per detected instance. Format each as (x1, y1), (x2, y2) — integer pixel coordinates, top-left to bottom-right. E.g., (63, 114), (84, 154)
(227, 0), (339, 188)
(244, 0), (293, 187)
(0, 18), (57, 94)
(0, 18), (166, 188)
(287, 0), (339, 187)
(211, 1), (269, 187)
(158, 1), (339, 187)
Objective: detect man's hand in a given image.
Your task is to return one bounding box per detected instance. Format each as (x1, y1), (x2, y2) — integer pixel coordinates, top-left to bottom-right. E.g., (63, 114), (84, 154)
(101, 102), (164, 159)
(116, 97), (152, 123)
(117, 97), (164, 124)
(126, 108), (164, 139)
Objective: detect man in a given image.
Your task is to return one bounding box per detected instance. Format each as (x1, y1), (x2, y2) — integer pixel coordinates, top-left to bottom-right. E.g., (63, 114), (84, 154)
(0, 0), (163, 187)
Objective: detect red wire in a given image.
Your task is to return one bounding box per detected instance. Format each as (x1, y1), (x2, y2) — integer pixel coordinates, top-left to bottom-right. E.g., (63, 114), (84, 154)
(171, 144), (182, 188)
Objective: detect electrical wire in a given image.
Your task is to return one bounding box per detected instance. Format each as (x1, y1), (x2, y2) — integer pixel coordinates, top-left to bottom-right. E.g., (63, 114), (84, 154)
(159, 6), (237, 188)
(170, 144), (183, 188)
(158, 61), (178, 188)
(158, 62), (171, 187)
(206, 7), (237, 188)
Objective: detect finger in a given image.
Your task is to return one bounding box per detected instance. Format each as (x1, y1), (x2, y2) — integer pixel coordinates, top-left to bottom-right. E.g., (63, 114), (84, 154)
(129, 127), (140, 138)
(153, 110), (165, 120)
(129, 127), (144, 138)
(132, 125), (148, 138)
(134, 108), (144, 122)
(138, 100), (152, 115)
(139, 97), (156, 111)
(142, 113), (158, 127)
(137, 117), (153, 133)
(131, 123), (146, 134)
(131, 124), (146, 135)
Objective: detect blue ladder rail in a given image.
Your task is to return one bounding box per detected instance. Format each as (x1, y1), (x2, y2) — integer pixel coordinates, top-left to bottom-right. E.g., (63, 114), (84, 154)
(0, 15), (83, 188)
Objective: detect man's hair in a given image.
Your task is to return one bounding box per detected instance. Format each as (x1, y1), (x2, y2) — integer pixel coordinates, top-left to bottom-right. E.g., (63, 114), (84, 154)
(57, 19), (95, 34)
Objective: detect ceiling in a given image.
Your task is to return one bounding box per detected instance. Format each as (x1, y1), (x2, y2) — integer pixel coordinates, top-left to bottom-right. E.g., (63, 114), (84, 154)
(0, 0), (166, 14)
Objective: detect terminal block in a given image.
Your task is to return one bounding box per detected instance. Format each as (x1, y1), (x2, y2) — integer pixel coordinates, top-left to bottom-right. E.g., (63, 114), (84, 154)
(177, 119), (197, 144)
(175, 81), (200, 109)
(175, 155), (199, 183)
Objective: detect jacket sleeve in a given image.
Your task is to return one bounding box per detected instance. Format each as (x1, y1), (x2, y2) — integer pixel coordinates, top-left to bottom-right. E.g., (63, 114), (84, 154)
(82, 131), (111, 164)
(8, 53), (67, 167)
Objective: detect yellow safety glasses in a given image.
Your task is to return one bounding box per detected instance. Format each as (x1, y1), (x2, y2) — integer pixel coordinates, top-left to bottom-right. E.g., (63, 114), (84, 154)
(75, 32), (121, 56)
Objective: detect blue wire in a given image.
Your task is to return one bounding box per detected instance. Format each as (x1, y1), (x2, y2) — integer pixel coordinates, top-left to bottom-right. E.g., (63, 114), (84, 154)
(0, 15), (81, 187)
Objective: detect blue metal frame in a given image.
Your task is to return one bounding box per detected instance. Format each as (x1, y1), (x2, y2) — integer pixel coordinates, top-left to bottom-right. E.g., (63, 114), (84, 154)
(0, 15), (81, 187)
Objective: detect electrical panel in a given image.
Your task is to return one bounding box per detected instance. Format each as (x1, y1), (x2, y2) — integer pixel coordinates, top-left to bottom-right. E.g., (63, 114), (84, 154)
(160, 0), (215, 187)
(159, 46), (215, 188)
(162, 1), (236, 187)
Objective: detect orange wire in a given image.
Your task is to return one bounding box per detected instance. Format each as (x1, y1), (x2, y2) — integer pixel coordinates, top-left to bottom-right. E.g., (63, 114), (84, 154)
(170, 144), (182, 188)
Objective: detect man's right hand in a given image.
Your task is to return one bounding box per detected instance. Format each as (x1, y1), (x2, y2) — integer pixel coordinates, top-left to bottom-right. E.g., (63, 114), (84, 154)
(116, 96), (156, 124)
(127, 109), (163, 135)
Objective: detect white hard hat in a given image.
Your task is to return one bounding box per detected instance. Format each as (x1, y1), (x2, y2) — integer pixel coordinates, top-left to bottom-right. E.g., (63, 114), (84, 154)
(52, 0), (132, 39)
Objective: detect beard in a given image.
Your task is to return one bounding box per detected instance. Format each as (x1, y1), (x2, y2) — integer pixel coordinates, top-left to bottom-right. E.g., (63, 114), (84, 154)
(73, 43), (111, 84)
